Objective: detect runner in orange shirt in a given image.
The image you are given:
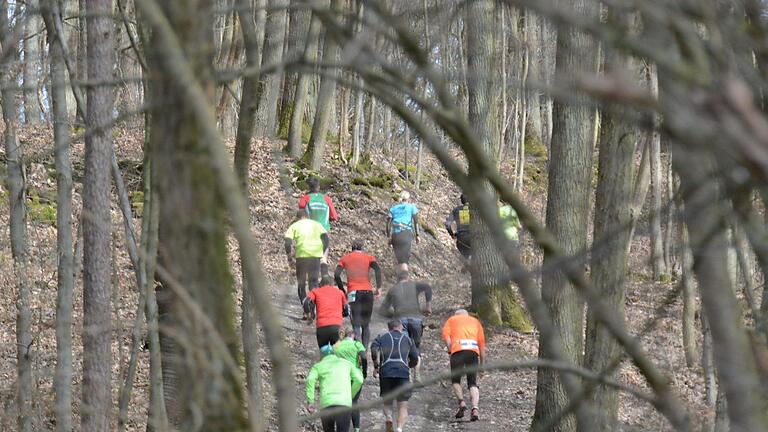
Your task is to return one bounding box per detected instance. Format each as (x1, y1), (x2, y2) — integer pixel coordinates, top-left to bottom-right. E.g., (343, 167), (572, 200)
(441, 309), (486, 421)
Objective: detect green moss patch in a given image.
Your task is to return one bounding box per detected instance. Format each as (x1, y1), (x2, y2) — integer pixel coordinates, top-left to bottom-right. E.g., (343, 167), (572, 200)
(524, 134), (547, 159)
(418, 221), (437, 239)
(130, 190), (144, 216)
(352, 174), (393, 189)
(28, 194), (56, 226)
(293, 167), (336, 191)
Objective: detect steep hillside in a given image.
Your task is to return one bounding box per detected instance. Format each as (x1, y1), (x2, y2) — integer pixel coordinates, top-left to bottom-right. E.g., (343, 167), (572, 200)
(0, 128), (711, 431)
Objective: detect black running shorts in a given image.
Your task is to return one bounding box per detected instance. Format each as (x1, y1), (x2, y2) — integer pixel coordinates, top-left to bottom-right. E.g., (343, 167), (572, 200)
(379, 377), (412, 402)
(450, 350), (480, 388)
(455, 234), (472, 259)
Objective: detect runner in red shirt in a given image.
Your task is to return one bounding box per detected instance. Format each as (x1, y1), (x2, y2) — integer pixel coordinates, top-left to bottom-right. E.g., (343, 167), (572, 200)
(334, 241), (382, 347)
(305, 275), (349, 348)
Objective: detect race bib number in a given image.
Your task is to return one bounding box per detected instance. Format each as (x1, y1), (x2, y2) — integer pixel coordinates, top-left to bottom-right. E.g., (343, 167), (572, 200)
(458, 207), (470, 225)
(458, 339), (478, 349)
(348, 291), (356, 303)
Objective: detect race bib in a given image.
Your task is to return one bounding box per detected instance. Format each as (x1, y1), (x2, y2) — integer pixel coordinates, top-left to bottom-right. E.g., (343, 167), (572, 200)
(458, 339), (478, 349)
(348, 291), (356, 303)
(458, 207), (470, 225)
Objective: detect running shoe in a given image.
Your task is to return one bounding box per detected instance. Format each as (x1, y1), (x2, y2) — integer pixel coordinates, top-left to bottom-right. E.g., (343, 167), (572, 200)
(470, 407), (479, 421)
(385, 420), (394, 432)
(454, 402), (466, 419)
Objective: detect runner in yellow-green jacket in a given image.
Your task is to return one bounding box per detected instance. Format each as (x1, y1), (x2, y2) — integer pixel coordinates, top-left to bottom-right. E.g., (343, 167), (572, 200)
(334, 327), (367, 432)
(499, 200), (522, 242)
(306, 344), (364, 432)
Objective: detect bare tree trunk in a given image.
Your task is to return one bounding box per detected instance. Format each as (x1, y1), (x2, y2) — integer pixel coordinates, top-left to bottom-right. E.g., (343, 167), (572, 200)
(146, 0), (247, 428)
(287, 0), (326, 157)
(627, 131), (651, 254)
(516, 47), (528, 194)
(583, 15), (636, 428)
(81, 0), (115, 429)
(383, 106), (392, 154)
(232, 1), (265, 428)
(303, 0), (344, 170)
(254, 0), (287, 137)
(734, 222), (760, 319)
(532, 0), (597, 430)
(674, 147), (768, 431)
(364, 95), (376, 156)
(698, 313), (716, 410)
(648, 66), (666, 280)
(680, 222), (699, 368)
(525, 9), (542, 144)
(277, 0), (309, 137)
(465, 0), (529, 329)
(23, 1), (43, 124)
(42, 2), (75, 428)
(663, 151), (676, 272)
(714, 380), (730, 432)
(234, 0), (265, 192)
(141, 114), (167, 432)
(351, 87), (363, 167)
(76, 0), (86, 122)
(1, 5), (33, 431)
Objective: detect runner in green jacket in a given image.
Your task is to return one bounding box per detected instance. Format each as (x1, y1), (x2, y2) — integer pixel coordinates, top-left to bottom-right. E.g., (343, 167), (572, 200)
(306, 346), (364, 432)
(334, 328), (367, 432)
(499, 200), (522, 242)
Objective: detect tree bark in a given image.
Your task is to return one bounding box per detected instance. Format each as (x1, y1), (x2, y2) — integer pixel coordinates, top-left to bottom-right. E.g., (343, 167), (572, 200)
(253, 0), (287, 137)
(583, 19), (636, 429)
(146, 0), (247, 428)
(42, 2), (75, 429)
(465, 0), (529, 330)
(277, 0), (311, 137)
(1, 4), (33, 430)
(287, 0), (325, 157)
(303, 0), (343, 169)
(81, 0), (115, 429)
(675, 149), (768, 432)
(680, 222), (699, 368)
(532, 0), (597, 430)
(234, 1), (266, 426)
(234, 0), (265, 192)
(23, 1), (43, 124)
(649, 66), (667, 280)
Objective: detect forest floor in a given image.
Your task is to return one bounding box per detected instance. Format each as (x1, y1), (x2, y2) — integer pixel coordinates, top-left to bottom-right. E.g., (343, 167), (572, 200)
(0, 127), (711, 431)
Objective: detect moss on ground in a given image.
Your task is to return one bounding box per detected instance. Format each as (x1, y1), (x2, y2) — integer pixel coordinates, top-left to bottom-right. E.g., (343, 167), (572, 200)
(28, 194), (56, 226)
(524, 133), (547, 159)
(293, 167), (336, 191)
(473, 284), (534, 332)
(130, 190), (144, 216)
(352, 173), (393, 189)
(418, 220), (437, 239)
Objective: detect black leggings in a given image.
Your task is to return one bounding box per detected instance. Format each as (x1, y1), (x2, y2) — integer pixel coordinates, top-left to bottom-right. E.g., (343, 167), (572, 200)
(316, 325), (340, 348)
(295, 257), (321, 302)
(349, 290), (374, 347)
(320, 406), (351, 432)
(352, 386), (362, 429)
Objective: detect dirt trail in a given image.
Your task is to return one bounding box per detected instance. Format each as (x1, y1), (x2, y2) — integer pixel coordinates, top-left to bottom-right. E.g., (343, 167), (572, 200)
(277, 276), (519, 432)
